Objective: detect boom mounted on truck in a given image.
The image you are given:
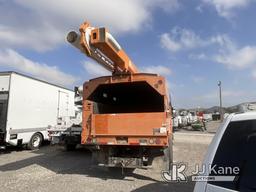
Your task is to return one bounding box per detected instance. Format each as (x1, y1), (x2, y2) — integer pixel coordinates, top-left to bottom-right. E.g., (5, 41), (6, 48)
(67, 21), (138, 74)
(62, 21), (173, 171)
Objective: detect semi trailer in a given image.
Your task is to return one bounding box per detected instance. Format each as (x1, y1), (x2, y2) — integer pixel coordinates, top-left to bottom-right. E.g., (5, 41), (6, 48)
(50, 21), (173, 171)
(0, 71), (75, 149)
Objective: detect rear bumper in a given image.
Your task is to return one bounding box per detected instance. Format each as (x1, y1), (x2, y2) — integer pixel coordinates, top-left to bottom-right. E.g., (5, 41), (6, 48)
(91, 145), (169, 168)
(84, 135), (169, 147)
(100, 157), (144, 168)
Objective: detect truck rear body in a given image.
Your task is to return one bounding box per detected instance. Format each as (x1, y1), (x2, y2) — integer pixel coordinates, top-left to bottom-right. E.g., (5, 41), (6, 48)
(82, 73), (171, 146)
(81, 73), (172, 168)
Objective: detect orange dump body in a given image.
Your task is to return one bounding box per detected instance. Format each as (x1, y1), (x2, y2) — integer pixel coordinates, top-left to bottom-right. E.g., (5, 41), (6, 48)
(81, 73), (172, 147)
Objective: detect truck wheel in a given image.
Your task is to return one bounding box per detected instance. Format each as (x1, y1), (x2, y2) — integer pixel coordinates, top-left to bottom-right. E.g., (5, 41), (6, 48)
(64, 143), (77, 151)
(167, 138), (174, 171)
(151, 151), (169, 172)
(152, 140), (173, 172)
(28, 133), (43, 150)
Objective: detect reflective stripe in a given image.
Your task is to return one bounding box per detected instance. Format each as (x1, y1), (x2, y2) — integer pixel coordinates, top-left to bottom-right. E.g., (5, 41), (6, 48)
(9, 127), (47, 134)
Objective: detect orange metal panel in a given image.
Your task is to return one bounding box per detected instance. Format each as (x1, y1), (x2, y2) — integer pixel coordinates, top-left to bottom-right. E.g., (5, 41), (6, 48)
(93, 112), (166, 135)
(94, 136), (169, 147)
(81, 112), (171, 145)
(81, 73), (172, 146)
(83, 74), (167, 100)
(89, 26), (138, 73)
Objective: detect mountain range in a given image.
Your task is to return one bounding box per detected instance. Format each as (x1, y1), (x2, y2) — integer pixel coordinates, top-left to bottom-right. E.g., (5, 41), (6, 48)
(179, 101), (256, 114)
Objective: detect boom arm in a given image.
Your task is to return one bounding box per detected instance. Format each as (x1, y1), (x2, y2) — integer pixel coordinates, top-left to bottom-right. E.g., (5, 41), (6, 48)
(67, 21), (138, 74)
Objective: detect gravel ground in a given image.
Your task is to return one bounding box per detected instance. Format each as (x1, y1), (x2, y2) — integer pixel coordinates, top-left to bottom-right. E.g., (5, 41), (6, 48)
(0, 133), (213, 192)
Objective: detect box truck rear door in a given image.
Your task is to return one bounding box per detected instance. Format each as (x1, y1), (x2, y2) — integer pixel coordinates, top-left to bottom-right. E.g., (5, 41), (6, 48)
(0, 93), (8, 132)
(57, 91), (69, 118)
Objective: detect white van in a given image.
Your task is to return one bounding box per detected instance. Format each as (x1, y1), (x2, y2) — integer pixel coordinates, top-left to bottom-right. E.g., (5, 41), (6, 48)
(0, 71), (75, 149)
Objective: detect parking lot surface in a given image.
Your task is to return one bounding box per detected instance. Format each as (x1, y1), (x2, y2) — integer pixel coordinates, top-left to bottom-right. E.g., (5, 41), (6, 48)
(0, 133), (213, 192)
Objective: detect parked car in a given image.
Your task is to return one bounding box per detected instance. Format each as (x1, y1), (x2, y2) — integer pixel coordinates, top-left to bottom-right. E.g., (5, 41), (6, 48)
(194, 111), (256, 192)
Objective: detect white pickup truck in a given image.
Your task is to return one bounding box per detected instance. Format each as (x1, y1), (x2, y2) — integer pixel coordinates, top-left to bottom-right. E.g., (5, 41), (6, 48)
(194, 106), (256, 192)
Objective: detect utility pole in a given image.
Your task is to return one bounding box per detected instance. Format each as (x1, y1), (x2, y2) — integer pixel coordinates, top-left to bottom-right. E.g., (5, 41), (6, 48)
(218, 81), (223, 122)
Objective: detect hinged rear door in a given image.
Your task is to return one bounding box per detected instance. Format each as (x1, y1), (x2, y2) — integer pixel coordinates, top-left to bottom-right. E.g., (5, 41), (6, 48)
(0, 92), (8, 132)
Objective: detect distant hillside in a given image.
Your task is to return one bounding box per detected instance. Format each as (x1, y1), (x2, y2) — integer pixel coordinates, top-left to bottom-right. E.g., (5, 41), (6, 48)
(181, 101), (256, 114)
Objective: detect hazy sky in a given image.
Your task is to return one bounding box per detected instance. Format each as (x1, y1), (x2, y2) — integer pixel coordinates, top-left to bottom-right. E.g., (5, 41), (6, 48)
(0, 0), (256, 108)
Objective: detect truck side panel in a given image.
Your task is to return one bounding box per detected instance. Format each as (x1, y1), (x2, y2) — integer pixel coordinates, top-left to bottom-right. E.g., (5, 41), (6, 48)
(6, 73), (75, 146)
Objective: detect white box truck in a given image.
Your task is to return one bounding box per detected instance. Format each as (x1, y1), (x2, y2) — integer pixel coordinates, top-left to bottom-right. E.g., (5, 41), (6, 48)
(0, 71), (75, 149)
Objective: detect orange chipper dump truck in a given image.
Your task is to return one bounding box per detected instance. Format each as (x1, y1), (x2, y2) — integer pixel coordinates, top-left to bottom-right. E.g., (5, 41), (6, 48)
(67, 21), (173, 170)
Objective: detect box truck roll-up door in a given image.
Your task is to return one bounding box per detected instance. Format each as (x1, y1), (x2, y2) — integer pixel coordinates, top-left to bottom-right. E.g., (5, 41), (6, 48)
(0, 93), (8, 132)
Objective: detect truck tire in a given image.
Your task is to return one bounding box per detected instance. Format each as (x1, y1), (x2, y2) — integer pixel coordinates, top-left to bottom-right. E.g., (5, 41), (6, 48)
(28, 133), (43, 150)
(167, 137), (174, 172)
(151, 150), (169, 172)
(152, 139), (173, 173)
